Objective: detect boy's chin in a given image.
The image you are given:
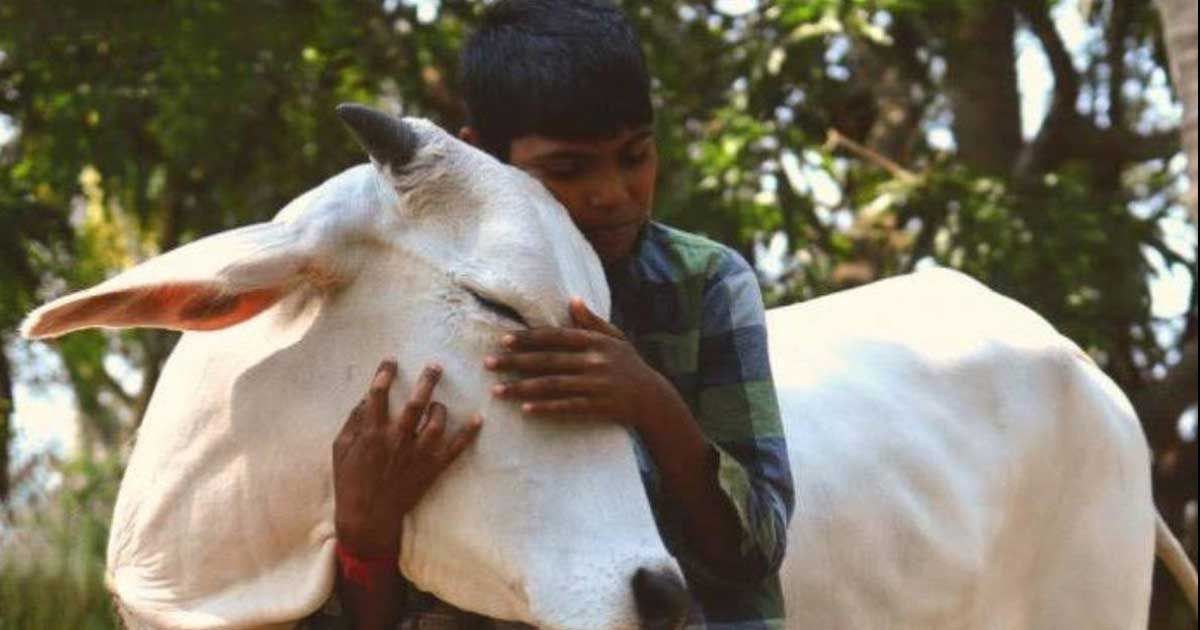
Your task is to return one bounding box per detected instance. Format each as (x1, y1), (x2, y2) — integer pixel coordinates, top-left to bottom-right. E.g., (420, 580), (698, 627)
(593, 240), (636, 265)
(587, 223), (643, 264)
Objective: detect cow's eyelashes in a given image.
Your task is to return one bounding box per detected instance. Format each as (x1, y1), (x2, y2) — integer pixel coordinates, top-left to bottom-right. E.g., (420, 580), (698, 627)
(467, 289), (528, 327)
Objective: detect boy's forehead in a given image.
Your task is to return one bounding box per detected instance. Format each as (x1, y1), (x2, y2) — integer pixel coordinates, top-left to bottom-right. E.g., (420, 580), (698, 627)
(510, 126), (654, 159)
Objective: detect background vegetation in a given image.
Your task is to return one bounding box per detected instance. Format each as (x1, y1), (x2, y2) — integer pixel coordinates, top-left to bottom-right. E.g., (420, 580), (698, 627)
(0, 0), (1195, 628)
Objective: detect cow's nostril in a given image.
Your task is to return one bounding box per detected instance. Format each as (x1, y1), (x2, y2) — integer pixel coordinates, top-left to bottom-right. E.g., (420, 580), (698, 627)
(632, 567), (690, 629)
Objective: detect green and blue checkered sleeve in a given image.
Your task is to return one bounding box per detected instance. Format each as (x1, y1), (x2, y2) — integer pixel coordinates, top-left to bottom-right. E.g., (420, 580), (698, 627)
(692, 249), (794, 583)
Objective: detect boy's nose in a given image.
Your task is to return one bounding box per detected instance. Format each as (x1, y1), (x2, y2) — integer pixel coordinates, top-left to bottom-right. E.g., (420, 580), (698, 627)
(586, 170), (636, 212)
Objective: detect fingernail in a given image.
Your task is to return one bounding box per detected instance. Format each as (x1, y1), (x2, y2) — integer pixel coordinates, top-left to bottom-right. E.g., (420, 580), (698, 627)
(491, 384), (506, 397)
(471, 415), (484, 428)
(427, 363), (442, 374)
(521, 403), (534, 413)
(483, 356), (497, 369)
(502, 334), (516, 347)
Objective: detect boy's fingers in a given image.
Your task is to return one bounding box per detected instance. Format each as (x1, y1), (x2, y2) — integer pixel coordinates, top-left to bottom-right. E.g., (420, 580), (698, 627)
(520, 398), (597, 416)
(505, 327), (594, 350)
(394, 400), (422, 444)
(493, 375), (603, 400)
(484, 351), (590, 374)
(410, 363), (443, 405)
(366, 359), (398, 426)
(569, 298), (625, 340)
(392, 364), (442, 443)
(437, 415), (483, 467)
(415, 402), (447, 452)
(334, 400), (368, 450)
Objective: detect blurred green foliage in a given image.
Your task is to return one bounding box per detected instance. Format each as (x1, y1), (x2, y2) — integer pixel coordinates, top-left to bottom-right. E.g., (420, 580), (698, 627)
(1, 455), (121, 629)
(0, 0), (1195, 628)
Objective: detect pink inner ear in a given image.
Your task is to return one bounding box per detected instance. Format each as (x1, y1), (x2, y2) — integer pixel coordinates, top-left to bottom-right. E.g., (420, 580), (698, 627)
(171, 285), (285, 330)
(27, 283), (285, 338)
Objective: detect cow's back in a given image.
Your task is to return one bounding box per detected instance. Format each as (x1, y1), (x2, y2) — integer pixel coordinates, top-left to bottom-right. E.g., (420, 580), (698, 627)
(767, 268), (1156, 630)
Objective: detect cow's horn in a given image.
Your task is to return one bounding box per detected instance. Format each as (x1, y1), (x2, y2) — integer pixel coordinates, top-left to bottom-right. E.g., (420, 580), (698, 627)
(336, 103), (420, 169)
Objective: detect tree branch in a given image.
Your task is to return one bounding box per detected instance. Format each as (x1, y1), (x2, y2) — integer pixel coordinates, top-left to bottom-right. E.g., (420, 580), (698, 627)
(858, 14), (935, 164)
(1111, 128), (1183, 163)
(0, 333), (12, 504)
(1106, 0), (1132, 130)
(1132, 338), (1199, 448)
(824, 128), (919, 183)
(776, 162), (833, 253)
(1015, 0), (1081, 111)
(903, 205), (950, 274)
(97, 361), (135, 408)
(1012, 0), (1088, 183)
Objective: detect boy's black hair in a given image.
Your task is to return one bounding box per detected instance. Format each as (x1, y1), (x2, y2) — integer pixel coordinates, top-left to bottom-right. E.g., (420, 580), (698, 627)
(459, 0), (654, 161)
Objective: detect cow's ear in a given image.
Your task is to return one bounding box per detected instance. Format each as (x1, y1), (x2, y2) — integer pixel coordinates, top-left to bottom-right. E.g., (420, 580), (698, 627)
(21, 221), (336, 339)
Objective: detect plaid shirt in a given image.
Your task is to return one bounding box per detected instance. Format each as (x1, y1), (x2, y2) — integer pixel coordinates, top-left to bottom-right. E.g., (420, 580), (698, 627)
(608, 222), (793, 629)
(303, 221), (793, 629)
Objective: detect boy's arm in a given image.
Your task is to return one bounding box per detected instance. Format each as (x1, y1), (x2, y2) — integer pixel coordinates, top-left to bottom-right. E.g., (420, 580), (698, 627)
(678, 251), (793, 581)
(330, 362), (482, 629)
(629, 366), (781, 580)
(490, 311), (757, 576)
(487, 252), (793, 581)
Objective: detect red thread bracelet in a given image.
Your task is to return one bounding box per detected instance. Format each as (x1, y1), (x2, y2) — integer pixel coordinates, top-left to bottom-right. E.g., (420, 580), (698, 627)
(335, 541), (397, 592)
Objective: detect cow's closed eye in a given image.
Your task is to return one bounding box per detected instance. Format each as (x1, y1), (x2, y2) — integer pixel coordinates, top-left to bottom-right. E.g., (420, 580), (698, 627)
(467, 289), (528, 327)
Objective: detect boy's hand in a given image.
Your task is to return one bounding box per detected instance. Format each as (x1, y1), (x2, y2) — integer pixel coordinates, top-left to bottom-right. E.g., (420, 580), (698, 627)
(333, 361), (482, 558)
(485, 298), (668, 431)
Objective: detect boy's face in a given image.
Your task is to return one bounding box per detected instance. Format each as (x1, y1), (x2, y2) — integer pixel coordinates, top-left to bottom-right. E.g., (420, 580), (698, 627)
(501, 126), (658, 265)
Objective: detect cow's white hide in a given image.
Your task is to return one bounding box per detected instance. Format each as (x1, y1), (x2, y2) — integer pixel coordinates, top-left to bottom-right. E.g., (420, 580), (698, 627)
(769, 268), (1160, 629)
(23, 116), (679, 630)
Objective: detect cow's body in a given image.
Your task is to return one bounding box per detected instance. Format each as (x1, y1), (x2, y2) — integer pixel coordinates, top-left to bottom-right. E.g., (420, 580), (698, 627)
(22, 107), (1193, 630)
(104, 266), (1168, 630)
(769, 268), (1156, 629)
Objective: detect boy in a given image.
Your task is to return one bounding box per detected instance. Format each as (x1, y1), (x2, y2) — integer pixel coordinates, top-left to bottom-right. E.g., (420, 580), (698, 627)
(323, 1), (794, 628)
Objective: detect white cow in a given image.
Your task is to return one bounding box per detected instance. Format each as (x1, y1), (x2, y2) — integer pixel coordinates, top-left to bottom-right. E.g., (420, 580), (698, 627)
(21, 105), (1197, 629)
(768, 268), (1197, 629)
(22, 105), (684, 630)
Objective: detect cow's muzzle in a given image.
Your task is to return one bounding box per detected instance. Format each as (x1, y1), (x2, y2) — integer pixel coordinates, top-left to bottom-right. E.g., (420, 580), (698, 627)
(632, 567), (690, 629)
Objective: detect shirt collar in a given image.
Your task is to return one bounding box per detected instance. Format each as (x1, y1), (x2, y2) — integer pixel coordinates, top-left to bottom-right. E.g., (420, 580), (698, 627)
(602, 221), (650, 288)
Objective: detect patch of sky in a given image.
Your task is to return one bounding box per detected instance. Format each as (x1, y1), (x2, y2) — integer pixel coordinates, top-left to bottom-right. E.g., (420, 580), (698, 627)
(1181, 407), (1197, 443)
(824, 35), (852, 81)
(754, 231), (789, 281)
(1015, 1), (1105, 139)
(7, 341), (76, 461)
(714, 0), (757, 17)
(872, 10), (893, 30)
(0, 113), (14, 147)
(1016, 26), (1054, 139)
(926, 107), (957, 152)
(386, 0), (439, 24)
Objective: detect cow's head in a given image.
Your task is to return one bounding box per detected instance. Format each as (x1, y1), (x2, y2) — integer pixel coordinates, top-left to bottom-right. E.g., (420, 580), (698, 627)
(21, 105), (687, 629)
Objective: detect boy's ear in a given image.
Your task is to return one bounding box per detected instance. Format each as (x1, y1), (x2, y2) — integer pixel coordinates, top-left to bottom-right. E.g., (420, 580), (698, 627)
(457, 126), (481, 147)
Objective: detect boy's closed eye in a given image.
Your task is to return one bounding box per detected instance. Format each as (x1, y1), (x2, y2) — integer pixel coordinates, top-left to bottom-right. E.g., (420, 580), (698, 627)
(540, 156), (590, 179)
(620, 146), (652, 169)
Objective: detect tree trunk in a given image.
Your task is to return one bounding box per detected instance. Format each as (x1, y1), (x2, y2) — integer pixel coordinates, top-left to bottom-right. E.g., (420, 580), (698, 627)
(1156, 0), (1199, 219)
(942, 2), (1024, 175)
(0, 335), (11, 503)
